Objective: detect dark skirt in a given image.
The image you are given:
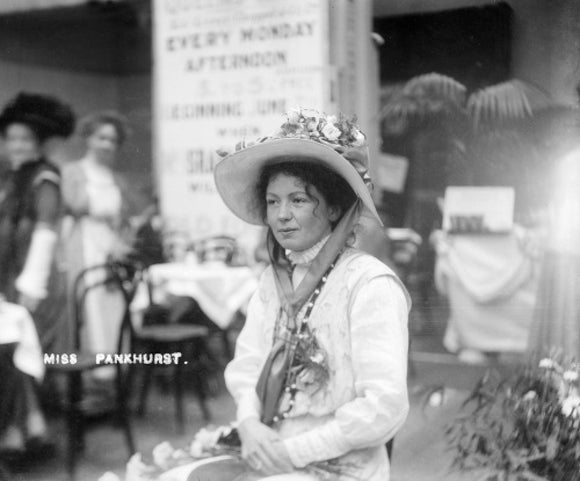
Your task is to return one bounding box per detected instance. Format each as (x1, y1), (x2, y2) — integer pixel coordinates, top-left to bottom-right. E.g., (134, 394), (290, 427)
(185, 458), (256, 481)
(33, 264), (70, 354)
(160, 457), (317, 481)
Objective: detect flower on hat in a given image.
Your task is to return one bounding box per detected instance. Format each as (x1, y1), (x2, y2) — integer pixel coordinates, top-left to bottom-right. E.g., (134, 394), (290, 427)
(351, 129), (366, 147)
(302, 108), (321, 122)
(321, 122), (341, 141)
(287, 108), (302, 125)
(274, 108), (368, 150)
(305, 119), (319, 132)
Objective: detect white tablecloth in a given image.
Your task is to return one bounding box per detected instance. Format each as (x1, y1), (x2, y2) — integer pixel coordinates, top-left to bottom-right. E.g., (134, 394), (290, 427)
(132, 262), (259, 330)
(0, 301), (44, 380)
(434, 230), (540, 353)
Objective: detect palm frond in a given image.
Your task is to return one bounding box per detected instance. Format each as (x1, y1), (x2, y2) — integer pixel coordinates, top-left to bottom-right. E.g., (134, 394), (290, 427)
(380, 73), (467, 124)
(468, 80), (553, 127)
(404, 72), (467, 105)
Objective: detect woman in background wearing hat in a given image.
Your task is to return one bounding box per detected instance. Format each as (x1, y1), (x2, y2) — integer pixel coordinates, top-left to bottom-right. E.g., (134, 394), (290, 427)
(0, 92), (74, 454)
(183, 109), (410, 481)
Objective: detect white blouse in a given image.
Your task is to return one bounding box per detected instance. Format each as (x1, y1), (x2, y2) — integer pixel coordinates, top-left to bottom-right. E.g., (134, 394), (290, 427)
(224, 247), (410, 480)
(82, 158), (122, 221)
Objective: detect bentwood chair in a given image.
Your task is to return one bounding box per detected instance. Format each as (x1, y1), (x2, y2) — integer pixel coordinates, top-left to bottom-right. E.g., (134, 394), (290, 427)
(127, 267), (211, 434)
(46, 261), (137, 480)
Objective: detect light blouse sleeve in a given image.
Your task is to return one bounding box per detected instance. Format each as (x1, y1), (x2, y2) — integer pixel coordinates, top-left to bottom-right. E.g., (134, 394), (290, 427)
(224, 278), (270, 424)
(283, 274), (410, 467)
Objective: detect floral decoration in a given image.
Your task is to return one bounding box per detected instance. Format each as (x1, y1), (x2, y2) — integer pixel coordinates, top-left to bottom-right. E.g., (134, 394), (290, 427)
(217, 108), (367, 159)
(215, 107), (374, 194)
(290, 328), (330, 396)
(446, 356), (580, 481)
(274, 108), (367, 149)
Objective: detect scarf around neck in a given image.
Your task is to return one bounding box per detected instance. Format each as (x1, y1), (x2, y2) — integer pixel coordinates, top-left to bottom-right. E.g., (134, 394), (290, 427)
(255, 199), (362, 425)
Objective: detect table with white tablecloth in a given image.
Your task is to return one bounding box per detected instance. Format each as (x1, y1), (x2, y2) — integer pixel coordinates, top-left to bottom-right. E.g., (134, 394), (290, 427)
(434, 229), (540, 354)
(0, 301), (44, 380)
(132, 261), (260, 330)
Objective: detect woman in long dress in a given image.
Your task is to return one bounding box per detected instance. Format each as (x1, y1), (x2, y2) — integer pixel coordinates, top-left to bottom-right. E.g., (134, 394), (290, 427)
(170, 109), (410, 481)
(0, 92), (75, 452)
(61, 112), (131, 366)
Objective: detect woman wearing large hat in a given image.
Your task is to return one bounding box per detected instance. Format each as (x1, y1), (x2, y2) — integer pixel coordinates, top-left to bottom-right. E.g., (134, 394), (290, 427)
(0, 92), (74, 455)
(179, 109), (411, 480)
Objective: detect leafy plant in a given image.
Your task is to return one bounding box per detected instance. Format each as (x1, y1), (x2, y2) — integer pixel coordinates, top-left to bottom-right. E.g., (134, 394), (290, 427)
(380, 73), (552, 137)
(446, 357), (580, 481)
(379, 73), (567, 221)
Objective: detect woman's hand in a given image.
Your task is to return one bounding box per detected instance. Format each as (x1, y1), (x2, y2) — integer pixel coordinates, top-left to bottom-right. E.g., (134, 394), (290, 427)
(238, 418), (294, 475)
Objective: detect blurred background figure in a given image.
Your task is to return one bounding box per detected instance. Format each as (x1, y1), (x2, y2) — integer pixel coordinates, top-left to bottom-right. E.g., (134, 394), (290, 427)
(61, 111), (132, 369)
(0, 92), (75, 349)
(528, 147), (580, 360)
(0, 91), (75, 455)
(130, 197), (165, 268)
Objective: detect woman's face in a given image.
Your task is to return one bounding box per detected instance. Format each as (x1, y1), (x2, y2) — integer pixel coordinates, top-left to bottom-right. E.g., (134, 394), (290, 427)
(266, 173), (340, 252)
(86, 123), (119, 165)
(3, 123), (41, 168)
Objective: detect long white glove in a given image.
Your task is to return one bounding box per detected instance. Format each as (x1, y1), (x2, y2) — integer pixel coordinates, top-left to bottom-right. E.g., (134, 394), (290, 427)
(16, 227), (58, 300)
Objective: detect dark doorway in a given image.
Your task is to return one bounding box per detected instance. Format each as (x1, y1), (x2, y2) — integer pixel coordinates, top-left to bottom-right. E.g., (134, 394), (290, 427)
(374, 3), (513, 90)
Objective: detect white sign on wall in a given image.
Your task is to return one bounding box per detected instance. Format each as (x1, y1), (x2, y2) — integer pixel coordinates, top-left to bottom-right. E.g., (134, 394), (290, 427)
(154, 0), (330, 240)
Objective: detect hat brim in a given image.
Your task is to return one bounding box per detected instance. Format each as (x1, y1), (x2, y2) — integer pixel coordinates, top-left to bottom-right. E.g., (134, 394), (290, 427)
(214, 138), (380, 226)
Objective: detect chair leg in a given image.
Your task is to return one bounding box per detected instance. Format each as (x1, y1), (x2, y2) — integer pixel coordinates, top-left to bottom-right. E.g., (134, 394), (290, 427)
(137, 365), (154, 417)
(174, 357), (185, 434)
(67, 371), (83, 480)
(115, 365), (136, 455)
(192, 364), (211, 422)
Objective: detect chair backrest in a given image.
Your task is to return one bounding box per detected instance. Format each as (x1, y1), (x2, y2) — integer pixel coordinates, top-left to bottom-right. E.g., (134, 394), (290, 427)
(194, 235), (238, 264)
(71, 261), (141, 353)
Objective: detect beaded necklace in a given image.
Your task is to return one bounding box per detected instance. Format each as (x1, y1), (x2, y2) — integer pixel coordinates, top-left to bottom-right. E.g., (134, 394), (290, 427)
(271, 258), (337, 424)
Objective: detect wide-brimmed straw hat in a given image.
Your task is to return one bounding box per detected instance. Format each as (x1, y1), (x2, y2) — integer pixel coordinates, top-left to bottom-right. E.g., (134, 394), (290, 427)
(0, 92), (75, 141)
(214, 108), (380, 226)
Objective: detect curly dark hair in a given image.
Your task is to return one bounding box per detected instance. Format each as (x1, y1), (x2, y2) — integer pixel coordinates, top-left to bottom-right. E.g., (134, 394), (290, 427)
(255, 158), (357, 227)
